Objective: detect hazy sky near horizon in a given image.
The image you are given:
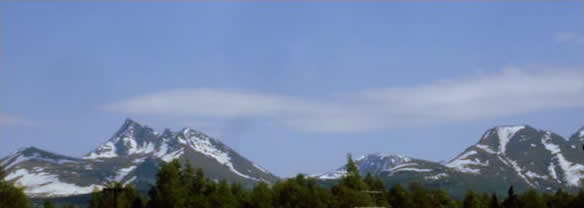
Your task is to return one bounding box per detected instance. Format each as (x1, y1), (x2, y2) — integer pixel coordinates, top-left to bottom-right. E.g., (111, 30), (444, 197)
(1, 2), (583, 177)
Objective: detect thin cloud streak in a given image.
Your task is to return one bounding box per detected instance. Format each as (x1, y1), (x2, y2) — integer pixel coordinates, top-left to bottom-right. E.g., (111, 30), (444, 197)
(104, 68), (584, 133)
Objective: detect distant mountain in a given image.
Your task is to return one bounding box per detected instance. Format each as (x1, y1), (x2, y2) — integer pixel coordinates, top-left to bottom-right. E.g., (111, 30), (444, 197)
(3, 120), (584, 198)
(0, 119), (278, 197)
(315, 125), (584, 198)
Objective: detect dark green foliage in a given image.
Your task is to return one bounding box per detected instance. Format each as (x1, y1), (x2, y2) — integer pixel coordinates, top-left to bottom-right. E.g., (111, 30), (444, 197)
(43, 199), (55, 208)
(518, 189), (545, 208)
(463, 190), (480, 208)
(89, 182), (144, 208)
(0, 165), (6, 181)
(62, 204), (78, 208)
(387, 183), (413, 208)
(502, 186), (519, 208)
(489, 193), (500, 208)
(55, 157), (584, 208)
(0, 165), (30, 208)
(331, 154), (374, 208)
(251, 182), (272, 208)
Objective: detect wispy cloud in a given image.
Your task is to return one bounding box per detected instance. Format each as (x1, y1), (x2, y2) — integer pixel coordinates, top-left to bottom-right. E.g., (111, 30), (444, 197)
(555, 32), (584, 46)
(0, 114), (34, 126)
(104, 67), (584, 133)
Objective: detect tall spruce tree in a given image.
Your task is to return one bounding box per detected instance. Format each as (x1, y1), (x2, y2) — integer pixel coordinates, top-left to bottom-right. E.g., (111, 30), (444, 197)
(502, 186), (519, 208)
(463, 190), (481, 208)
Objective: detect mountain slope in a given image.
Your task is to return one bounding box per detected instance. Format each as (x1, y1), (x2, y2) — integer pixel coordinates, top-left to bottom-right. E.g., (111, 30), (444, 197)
(0, 119), (278, 197)
(315, 125), (584, 197)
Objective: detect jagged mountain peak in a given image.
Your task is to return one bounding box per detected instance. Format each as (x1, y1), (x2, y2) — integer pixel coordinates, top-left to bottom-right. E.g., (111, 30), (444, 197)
(479, 125), (527, 143)
(314, 153), (442, 180)
(357, 153), (412, 163)
(568, 126), (584, 143)
(2, 119), (279, 197)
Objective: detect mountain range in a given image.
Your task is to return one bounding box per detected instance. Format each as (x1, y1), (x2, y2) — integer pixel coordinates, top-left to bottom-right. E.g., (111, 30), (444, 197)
(314, 125), (584, 197)
(2, 119), (584, 198)
(0, 119), (277, 197)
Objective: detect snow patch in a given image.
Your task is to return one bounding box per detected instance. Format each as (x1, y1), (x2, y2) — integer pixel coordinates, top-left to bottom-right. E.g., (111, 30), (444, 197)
(317, 170), (347, 180)
(253, 163), (269, 173)
(123, 176), (137, 186)
(392, 168), (433, 173)
(133, 157), (147, 164)
(475, 144), (496, 154)
(525, 171), (549, 180)
(507, 157), (535, 187)
(1, 153), (77, 170)
(5, 169), (102, 197)
(425, 173), (448, 180)
(160, 149), (184, 162)
(114, 166), (136, 182)
(84, 142), (117, 159)
(447, 150), (488, 174)
(496, 126), (525, 154)
(542, 133), (584, 186)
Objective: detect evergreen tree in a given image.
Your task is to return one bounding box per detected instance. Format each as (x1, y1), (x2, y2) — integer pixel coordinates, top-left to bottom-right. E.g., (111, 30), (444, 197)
(331, 154), (374, 208)
(431, 189), (456, 208)
(387, 184), (413, 208)
(0, 180), (30, 208)
(251, 182), (273, 208)
(518, 189), (545, 208)
(209, 179), (237, 208)
(231, 183), (251, 208)
(489, 193), (499, 208)
(409, 181), (433, 208)
(549, 188), (573, 208)
(89, 182), (144, 208)
(463, 190), (481, 208)
(502, 186), (519, 208)
(363, 173), (389, 206)
(147, 159), (187, 208)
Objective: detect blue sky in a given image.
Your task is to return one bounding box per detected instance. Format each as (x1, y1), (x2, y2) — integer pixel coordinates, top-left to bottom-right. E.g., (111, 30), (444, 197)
(1, 2), (583, 177)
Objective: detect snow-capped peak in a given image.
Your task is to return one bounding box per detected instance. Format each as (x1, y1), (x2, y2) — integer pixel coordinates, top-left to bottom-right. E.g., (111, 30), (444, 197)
(479, 125), (526, 154)
(358, 153), (412, 163)
(495, 125), (526, 154)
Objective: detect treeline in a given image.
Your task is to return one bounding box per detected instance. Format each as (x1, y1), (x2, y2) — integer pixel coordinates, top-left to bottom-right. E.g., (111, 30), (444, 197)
(86, 155), (584, 208)
(4, 155), (584, 208)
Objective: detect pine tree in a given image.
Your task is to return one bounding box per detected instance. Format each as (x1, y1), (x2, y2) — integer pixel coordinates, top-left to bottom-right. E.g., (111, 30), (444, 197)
(388, 184), (413, 208)
(147, 159), (187, 208)
(463, 190), (481, 208)
(231, 183), (251, 207)
(431, 189), (455, 208)
(502, 186), (519, 208)
(518, 189), (545, 208)
(0, 180), (30, 208)
(251, 182), (273, 208)
(409, 181), (432, 208)
(331, 154), (374, 208)
(489, 193), (500, 208)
